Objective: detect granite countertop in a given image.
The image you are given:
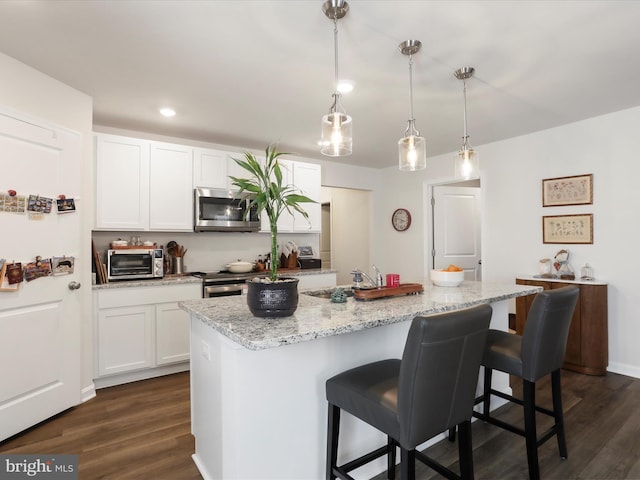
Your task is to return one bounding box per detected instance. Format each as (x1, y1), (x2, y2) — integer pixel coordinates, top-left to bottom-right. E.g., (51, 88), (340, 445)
(179, 280), (542, 351)
(92, 268), (336, 290)
(92, 274), (203, 290)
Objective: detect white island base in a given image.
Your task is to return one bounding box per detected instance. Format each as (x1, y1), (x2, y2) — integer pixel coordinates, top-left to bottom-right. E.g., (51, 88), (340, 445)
(189, 299), (512, 480)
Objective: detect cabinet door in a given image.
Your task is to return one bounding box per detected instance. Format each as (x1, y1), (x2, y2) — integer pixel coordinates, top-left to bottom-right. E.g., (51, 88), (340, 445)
(149, 142), (194, 231)
(193, 148), (228, 189)
(227, 151), (250, 191)
(97, 305), (154, 376)
(259, 158), (294, 233)
(95, 134), (150, 230)
(292, 162), (321, 232)
(156, 302), (190, 365)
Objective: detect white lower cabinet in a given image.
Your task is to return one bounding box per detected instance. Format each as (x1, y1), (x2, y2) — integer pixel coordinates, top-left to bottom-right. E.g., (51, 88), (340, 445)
(94, 282), (201, 387)
(155, 302), (190, 365)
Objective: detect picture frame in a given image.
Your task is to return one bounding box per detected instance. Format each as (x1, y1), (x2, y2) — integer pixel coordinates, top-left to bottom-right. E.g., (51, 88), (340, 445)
(542, 174), (593, 207)
(542, 214), (593, 244)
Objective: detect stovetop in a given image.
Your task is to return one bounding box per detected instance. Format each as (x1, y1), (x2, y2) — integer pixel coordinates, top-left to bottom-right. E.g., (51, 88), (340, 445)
(190, 271), (268, 282)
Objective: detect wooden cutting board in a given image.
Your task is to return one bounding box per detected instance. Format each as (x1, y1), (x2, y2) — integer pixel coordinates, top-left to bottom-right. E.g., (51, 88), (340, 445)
(353, 283), (423, 301)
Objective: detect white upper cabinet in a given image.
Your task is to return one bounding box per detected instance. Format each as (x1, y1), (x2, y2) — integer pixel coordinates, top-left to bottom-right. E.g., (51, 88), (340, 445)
(193, 148), (228, 190)
(260, 159), (321, 233)
(95, 134), (193, 232)
(149, 142), (193, 231)
(292, 162), (321, 232)
(95, 134), (150, 230)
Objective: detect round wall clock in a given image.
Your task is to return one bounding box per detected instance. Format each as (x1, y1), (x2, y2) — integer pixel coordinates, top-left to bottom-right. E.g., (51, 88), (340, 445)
(391, 208), (412, 232)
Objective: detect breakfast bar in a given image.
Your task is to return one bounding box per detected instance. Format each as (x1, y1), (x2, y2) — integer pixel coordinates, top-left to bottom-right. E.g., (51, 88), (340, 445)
(180, 280), (542, 480)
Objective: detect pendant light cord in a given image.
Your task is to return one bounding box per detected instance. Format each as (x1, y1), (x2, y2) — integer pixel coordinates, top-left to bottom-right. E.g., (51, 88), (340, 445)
(333, 17), (339, 93)
(462, 78), (468, 141)
(408, 53), (414, 122)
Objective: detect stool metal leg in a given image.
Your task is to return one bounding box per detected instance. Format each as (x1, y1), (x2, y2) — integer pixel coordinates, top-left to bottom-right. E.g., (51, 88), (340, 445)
(327, 404), (340, 480)
(400, 448), (416, 480)
(387, 436), (396, 480)
(483, 367), (493, 417)
(523, 380), (540, 480)
(551, 369), (568, 459)
(458, 420), (475, 480)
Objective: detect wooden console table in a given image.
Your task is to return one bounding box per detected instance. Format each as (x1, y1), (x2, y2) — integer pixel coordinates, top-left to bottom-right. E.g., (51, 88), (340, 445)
(516, 276), (608, 376)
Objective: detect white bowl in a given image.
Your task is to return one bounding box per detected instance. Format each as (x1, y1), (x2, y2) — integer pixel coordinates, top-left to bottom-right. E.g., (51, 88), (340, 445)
(430, 269), (464, 287)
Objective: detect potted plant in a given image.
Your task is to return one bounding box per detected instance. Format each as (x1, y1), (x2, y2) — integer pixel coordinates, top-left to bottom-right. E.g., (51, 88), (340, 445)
(229, 143), (316, 317)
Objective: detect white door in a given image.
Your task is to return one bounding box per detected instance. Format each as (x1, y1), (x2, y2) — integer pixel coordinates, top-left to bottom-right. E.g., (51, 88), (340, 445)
(432, 185), (482, 280)
(0, 109), (83, 441)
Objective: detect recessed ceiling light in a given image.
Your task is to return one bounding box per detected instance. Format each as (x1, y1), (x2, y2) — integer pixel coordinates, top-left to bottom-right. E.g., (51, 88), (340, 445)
(159, 107), (176, 117)
(337, 81), (354, 94)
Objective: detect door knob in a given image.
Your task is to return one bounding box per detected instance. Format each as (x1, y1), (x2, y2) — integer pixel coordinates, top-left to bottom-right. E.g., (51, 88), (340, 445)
(68, 281), (81, 290)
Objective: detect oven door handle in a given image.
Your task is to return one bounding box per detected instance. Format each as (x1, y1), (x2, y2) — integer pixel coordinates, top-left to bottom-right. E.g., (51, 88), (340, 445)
(204, 284), (244, 296)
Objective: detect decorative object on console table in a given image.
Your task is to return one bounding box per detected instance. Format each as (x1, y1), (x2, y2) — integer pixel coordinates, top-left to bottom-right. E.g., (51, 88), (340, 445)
(229, 144), (316, 318)
(542, 173), (593, 207)
(515, 277), (608, 375)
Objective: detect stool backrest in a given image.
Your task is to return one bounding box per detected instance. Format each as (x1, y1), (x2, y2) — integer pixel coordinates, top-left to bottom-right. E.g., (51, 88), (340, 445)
(398, 304), (492, 449)
(522, 285), (579, 381)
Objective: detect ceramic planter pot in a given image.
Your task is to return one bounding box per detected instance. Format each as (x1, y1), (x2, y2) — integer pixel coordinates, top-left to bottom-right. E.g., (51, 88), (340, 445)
(246, 277), (299, 318)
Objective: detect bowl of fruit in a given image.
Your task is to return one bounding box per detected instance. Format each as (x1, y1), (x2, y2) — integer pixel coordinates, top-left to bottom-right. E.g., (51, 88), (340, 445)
(430, 265), (465, 287)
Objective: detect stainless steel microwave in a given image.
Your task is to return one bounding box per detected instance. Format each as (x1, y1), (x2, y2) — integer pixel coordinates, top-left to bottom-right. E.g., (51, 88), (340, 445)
(107, 248), (164, 281)
(194, 187), (260, 232)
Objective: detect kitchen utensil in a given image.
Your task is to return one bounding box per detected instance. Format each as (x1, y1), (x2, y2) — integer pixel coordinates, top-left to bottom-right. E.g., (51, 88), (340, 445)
(226, 260), (254, 273)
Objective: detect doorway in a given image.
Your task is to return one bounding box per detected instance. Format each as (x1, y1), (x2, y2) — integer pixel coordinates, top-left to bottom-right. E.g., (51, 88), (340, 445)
(431, 180), (482, 281)
(321, 186), (371, 285)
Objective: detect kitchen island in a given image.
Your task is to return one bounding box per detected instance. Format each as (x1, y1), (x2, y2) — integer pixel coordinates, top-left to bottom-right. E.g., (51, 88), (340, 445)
(180, 280), (542, 480)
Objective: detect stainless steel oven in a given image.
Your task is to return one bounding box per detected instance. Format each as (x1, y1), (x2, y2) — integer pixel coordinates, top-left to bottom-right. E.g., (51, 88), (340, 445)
(191, 271), (269, 298)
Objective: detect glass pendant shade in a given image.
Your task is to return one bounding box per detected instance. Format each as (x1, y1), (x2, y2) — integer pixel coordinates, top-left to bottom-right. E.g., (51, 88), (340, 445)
(398, 40), (426, 171)
(320, 1), (352, 157)
(454, 67), (478, 179)
(321, 109), (352, 156)
(398, 132), (426, 171)
(455, 144), (479, 179)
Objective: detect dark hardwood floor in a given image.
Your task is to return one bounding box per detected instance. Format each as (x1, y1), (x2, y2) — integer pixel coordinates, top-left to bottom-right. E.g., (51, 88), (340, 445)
(0, 372), (201, 480)
(2, 369), (640, 479)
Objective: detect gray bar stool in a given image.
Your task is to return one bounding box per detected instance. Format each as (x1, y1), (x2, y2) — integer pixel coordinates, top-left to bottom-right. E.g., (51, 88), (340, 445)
(325, 304), (492, 480)
(473, 285), (579, 480)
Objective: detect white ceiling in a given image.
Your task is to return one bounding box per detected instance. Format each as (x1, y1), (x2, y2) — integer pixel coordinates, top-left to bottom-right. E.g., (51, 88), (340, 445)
(1, 0), (640, 169)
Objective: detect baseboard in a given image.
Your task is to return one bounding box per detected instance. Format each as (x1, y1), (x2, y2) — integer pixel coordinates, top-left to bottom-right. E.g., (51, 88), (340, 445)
(93, 362), (190, 389)
(607, 361), (640, 379)
(80, 383), (96, 403)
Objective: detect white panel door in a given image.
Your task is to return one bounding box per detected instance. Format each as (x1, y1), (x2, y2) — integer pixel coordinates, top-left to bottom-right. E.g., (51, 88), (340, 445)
(0, 108), (83, 441)
(432, 186), (482, 280)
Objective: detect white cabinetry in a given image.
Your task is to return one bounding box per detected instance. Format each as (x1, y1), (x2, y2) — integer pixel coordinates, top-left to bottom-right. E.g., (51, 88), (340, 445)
(94, 282), (201, 387)
(193, 148), (229, 190)
(156, 302), (190, 365)
(149, 142), (193, 231)
(95, 134), (150, 230)
(260, 160), (322, 233)
(193, 147), (245, 191)
(94, 133), (193, 232)
(292, 162), (321, 232)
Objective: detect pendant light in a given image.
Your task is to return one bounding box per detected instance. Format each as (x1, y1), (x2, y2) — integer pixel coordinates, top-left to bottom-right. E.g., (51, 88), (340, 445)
(454, 67), (479, 179)
(398, 40), (426, 171)
(320, 0), (352, 157)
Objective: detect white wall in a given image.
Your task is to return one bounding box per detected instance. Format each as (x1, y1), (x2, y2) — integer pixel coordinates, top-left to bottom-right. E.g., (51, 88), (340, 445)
(0, 53), (95, 394)
(378, 106), (640, 378)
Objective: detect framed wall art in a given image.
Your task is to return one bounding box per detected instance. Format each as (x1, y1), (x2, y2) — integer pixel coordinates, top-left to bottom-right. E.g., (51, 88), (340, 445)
(542, 174), (593, 207)
(542, 214), (593, 244)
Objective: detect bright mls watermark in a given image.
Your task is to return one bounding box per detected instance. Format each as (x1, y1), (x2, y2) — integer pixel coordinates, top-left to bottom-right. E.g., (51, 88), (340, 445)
(0, 455), (78, 479)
